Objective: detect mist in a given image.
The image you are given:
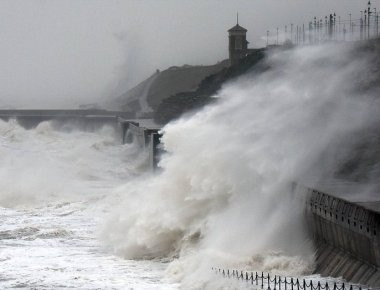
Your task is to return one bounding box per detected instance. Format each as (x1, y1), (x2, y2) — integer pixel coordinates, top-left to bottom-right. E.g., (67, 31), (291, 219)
(1, 0), (380, 109)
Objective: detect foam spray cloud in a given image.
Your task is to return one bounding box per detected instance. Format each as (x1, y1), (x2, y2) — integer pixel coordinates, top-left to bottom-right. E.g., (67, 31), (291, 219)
(0, 120), (146, 208)
(102, 41), (380, 289)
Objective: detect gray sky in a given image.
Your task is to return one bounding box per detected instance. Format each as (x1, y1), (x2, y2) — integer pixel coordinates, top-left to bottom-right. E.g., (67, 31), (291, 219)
(0, 0), (379, 108)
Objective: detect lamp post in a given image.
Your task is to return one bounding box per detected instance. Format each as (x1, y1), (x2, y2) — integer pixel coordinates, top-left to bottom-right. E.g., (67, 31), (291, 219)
(374, 8), (377, 36)
(364, 9), (367, 39)
(291, 23), (293, 43)
(349, 13), (352, 40)
(285, 25), (287, 39)
(368, 1), (371, 39)
(339, 16), (341, 39)
(276, 27), (279, 44)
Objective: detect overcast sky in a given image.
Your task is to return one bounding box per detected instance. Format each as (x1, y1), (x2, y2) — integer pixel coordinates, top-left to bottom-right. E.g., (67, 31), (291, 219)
(0, 0), (379, 108)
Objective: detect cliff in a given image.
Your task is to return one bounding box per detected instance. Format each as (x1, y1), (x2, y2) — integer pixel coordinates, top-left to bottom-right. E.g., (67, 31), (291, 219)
(112, 62), (228, 114)
(154, 48), (266, 124)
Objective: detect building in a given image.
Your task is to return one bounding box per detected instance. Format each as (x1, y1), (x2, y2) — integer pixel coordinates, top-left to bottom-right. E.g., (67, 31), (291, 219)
(228, 18), (249, 66)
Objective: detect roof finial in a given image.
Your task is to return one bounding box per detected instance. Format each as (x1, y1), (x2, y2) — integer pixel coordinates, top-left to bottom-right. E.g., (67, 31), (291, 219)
(237, 12), (239, 25)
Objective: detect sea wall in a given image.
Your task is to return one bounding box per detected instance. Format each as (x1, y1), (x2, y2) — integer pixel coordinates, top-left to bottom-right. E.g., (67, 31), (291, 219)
(299, 186), (380, 287)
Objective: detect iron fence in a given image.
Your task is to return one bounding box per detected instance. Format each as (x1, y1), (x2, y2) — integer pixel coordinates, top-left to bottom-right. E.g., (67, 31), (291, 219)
(212, 268), (369, 290)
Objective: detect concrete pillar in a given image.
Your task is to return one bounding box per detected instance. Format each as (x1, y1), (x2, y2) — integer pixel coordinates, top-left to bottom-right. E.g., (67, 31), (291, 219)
(149, 132), (161, 171)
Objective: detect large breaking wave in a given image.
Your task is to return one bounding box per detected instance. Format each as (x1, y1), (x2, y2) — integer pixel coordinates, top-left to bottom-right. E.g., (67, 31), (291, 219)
(102, 42), (380, 289)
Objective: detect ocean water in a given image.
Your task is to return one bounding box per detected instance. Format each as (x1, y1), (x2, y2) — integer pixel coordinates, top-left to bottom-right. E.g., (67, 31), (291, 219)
(0, 120), (179, 289)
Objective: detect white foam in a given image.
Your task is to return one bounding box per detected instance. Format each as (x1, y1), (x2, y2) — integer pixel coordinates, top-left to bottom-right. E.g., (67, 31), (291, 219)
(102, 42), (380, 288)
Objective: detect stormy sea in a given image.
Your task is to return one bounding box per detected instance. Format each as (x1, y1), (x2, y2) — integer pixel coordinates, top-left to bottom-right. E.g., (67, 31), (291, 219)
(1, 42), (379, 289)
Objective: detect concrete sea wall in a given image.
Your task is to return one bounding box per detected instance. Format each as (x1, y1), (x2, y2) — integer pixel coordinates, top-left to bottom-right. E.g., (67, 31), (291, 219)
(300, 186), (380, 287)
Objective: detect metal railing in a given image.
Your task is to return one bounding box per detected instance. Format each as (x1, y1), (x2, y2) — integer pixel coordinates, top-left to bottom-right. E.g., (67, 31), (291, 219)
(212, 268), (368, 290)
(265, 3), (380, 46)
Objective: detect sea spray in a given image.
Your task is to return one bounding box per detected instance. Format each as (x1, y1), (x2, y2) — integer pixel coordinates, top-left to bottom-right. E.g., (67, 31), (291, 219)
(0, 120), (144, 207)
(102, 42), (380, 289)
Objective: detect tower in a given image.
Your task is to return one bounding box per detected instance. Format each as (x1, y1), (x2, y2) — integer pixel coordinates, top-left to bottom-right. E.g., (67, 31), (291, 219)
(228, 14), (248, 66)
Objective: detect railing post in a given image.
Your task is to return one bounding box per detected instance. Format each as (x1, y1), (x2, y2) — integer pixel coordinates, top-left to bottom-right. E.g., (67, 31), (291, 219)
(285, 277), (287, 290)
(251, 272), (254, 284)
(325, 282), (328, 290)
(291, 278), (294, 290)
(303, 279), (306, 290)
(279, 276), (281, 290)
(318, 281), (321, 290)
(342, 283), (345, 290)
(227, 269), (230, 278)
(246, 272), (249, 281)
(256, 272), (259, 286)
(241, 271), (243, 280)
(310, 280), (313, 290)
(274, 275), (277, 290)
(268, 273), (271, 290)
(349, 285), (353, 290)
(333, 282), (337, 290)
(297, 278), (300, 290)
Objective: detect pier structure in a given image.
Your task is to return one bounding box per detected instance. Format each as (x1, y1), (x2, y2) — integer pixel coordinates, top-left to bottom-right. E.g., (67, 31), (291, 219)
(0, 110), (161, 171)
